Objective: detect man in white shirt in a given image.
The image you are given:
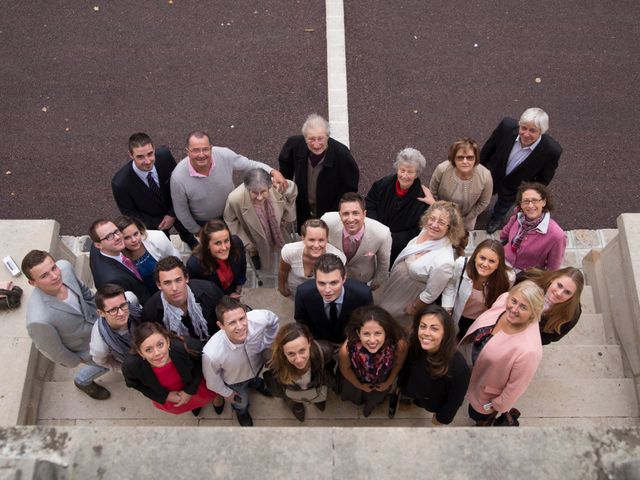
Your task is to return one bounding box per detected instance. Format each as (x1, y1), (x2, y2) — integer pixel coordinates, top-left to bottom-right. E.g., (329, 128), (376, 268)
(22, 250), (110, 400)
(202, 296), (279, 426)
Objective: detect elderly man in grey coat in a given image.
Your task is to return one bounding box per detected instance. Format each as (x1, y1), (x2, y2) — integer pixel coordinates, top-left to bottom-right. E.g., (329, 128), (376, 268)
(22, 250), (110, 399)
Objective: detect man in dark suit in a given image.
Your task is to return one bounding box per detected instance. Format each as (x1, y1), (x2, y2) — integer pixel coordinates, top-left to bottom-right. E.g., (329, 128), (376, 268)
(111, 133), (197, 248)
(278, 114), (359, 230)
(142, 256), (223, 341)
(294, 253), (373, 345)
(480, 108), (562, 234)
(89, 218), (151, 304)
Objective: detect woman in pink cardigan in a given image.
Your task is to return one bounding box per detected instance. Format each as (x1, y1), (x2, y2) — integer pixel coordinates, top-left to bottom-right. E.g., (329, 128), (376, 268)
(499, 182), (566, 272)
(461, 280), (544, 426)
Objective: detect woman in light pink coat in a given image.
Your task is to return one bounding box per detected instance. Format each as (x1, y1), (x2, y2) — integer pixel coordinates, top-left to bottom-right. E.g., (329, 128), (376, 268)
(460, 280), (544, 426)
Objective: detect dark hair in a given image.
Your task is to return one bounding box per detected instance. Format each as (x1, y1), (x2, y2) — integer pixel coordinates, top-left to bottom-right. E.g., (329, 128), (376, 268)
(409, 305), (457, 378)
(130, 321), (194, 356)
(521, 267), (584, 334)
(186, 130), (211, 146)
(215, 296), (247, 325)
(338, 192), (365, 211)
(313, 253), (345, 278)
(466, 239), (513, 308)
(447, 138), (479, 167)
(21, 250), (53, 281)
(268, 323), (323, 386)
(193, 219), (240, 275)
(344, 305), (406, 349)
(88, 218), (112, 243)
(114, 215), (148, 238)
(128, 132), (153, 153)
(300, 218), (329, 237)
(95, 283), (126, 311)
(516, 182), (554, 213)
(154, 256), (188, 284)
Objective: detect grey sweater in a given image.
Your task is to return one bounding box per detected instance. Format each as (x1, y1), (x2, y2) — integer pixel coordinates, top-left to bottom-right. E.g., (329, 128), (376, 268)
(170, 147), (273, 233)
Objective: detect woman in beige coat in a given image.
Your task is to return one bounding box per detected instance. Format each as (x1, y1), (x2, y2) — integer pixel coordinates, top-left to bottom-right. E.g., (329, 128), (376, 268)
(427, 138), (493, 231)
(224, 168), (297, 272)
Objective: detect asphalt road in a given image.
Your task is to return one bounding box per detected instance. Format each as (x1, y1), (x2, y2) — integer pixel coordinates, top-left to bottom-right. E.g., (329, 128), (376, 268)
(1, 1), (638, 234)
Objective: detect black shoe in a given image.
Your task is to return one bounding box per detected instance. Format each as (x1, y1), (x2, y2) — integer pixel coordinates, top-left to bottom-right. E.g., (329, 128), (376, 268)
(388, 390), (400, 419)
(254, 379), (273, 397)
(191, 407), (202, 417)
(213, 398), (225, 415)
(236, 411), (253, 427)
(290, 402), (305, 422)
(486, 219), (502, 234)
(363, 403), (376, 418)
(74, 380), (110, 400)
(314, 401), (326, 412)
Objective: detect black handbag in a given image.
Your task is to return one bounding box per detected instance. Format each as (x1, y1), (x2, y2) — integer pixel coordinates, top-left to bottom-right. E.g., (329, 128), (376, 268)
(0, 285), (22, 310)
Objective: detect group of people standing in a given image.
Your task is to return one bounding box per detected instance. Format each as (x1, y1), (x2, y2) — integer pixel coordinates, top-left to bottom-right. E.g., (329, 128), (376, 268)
(21, 107), (583, 426)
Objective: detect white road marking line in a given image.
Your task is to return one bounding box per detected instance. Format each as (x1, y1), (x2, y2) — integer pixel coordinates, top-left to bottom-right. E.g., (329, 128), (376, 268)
(326, 0), (349, 147)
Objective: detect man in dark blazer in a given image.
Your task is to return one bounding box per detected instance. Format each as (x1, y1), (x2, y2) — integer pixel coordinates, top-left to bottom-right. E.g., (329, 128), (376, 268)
(111, 133), (197, 248)
(294, 253), (373, 345)
(278, 114), (359, 230)
(142, 256), (223, 341)
(89, 218), (151, 304)
(480, 108), (562, 233)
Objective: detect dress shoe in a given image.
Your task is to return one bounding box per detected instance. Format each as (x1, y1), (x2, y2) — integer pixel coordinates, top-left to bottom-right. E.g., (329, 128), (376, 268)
(213, 397), (225, 415)
(236, 411), (254, 427)
(290, 402), (305, 422)
(485, 219), (502, 235)
(191, 407), (202, 417)
(314, 401), (326, 411)
(363, 403), (376, 418)
(74, 380), (110, 400)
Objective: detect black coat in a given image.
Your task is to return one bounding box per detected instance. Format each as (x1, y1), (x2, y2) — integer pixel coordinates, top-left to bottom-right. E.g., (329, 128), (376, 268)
(111, 147), (176, 230)
(142, 279), (224, 341)
(278, 135), (359, 228)
(122, 337), (203, 404)
(89, 245), (151, 304)
(186, 235), (247, 295)
(365, 174), (428, 264)
(294, 278), (373, 344)
(480, 117), (562, 201)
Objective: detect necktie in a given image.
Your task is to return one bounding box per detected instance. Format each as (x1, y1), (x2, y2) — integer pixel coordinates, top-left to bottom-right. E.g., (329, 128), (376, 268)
(346, 236), (357, 262)
(147, 172), (162, 198)
(121, 255), (142, 281)
(329, 301), (338, 324)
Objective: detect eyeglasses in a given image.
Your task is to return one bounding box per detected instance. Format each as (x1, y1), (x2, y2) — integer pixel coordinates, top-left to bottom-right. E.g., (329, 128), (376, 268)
(187, 147), (211, 155)
(455, 155), (475, 162)
(100, 229), (122, 242)
(520, 198), (543, 206)
(305, 136), (327, 143)
(104, 302), (129, 316)
(426, 215), (449, 228)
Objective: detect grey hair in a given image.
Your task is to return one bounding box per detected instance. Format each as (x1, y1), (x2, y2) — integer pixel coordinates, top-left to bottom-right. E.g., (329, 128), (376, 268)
(519, 108), (549, 135)
(301, 113), (330, 137)
(243, 168), (272, 190)
(393, 147), (426, 174)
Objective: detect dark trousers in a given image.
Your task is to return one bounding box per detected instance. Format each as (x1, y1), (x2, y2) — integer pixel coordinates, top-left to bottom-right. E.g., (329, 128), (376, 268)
(489, 194), (515, 224)
(162, 219), (198, 249)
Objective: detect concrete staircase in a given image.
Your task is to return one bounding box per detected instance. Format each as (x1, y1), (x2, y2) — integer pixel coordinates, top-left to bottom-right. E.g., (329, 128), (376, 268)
(35, 284), (640, 428)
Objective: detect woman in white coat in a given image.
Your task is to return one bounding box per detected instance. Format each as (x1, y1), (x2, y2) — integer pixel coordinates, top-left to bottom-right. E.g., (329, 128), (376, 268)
(115, 215), (181, 294)
(224, 168), (297, 272)
(376, 201), (465, 321)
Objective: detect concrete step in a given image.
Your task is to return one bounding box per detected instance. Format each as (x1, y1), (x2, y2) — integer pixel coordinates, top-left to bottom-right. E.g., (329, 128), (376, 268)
(580, 285), (596, 314)
(538, 345), (623, 378)
(558, 313), (606, 345)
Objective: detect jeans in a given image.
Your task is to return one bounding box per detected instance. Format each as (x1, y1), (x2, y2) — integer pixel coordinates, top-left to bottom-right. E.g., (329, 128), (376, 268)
(74, 363), (109, 386)
(227, 376), (265, 415)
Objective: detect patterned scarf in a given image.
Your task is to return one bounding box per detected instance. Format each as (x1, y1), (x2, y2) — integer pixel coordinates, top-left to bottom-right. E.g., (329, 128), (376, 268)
(97, 317), (131, 362)
(348, 341), (396, 385)
(254, 197), (285, 249)
(511, 211), (546, 253)
(160, 286), (209, 341)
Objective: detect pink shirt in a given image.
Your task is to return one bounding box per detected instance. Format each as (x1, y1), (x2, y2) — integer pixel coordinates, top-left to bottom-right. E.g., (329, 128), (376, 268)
(187, 154), (215, 177)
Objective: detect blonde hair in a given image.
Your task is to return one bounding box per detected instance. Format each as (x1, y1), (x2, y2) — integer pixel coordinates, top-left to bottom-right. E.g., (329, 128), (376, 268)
(420, 201), (466, 249)
(509, 280), (545, 324)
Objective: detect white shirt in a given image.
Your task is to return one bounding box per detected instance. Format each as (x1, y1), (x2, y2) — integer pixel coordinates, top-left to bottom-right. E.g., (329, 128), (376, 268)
(131, 162), (159, 188)
(505, 135), (543, 175)
(201, 309), (279, 397)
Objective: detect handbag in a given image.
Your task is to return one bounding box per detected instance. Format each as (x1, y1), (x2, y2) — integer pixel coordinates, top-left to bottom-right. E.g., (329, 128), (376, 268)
(0, 284), (23, 310)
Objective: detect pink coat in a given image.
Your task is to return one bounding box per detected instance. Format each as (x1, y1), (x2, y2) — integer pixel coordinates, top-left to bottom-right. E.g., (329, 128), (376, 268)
(500, 212), (566, 271)
(461, 292), (542, 414)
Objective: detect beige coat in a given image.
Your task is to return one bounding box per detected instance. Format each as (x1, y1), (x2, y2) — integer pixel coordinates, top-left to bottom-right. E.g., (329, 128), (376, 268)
(321, 212), (391, 287)
(224, 180), (298, 270)
(429, 161), (493, 231)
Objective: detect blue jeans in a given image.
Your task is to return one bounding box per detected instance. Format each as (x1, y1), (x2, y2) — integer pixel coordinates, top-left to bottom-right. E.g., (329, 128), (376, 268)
(227, 376), (265, 415)
(74, 362), (109, 387)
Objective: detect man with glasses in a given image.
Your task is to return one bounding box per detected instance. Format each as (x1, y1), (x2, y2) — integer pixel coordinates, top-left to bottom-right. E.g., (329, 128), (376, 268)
(22, 250), (110, 400)
(90, 283), (142, 371)
(480, 108), (562, 234)
(88, 218), (151, 303)
(170, 130), (288, 235)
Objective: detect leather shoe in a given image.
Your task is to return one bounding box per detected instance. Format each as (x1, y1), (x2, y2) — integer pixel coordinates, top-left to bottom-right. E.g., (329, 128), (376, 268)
(363, 403), (376, 418)
(290, 402), (305, 422)
(74, 380), (110, 400)
(485, 219), (502, 235)
(213, 398), (225, 415)
(191, 407), (202, 417)
(236, 411), (253, 427)
(254, 379), (273, 397)
(314, 401), (326, 412)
